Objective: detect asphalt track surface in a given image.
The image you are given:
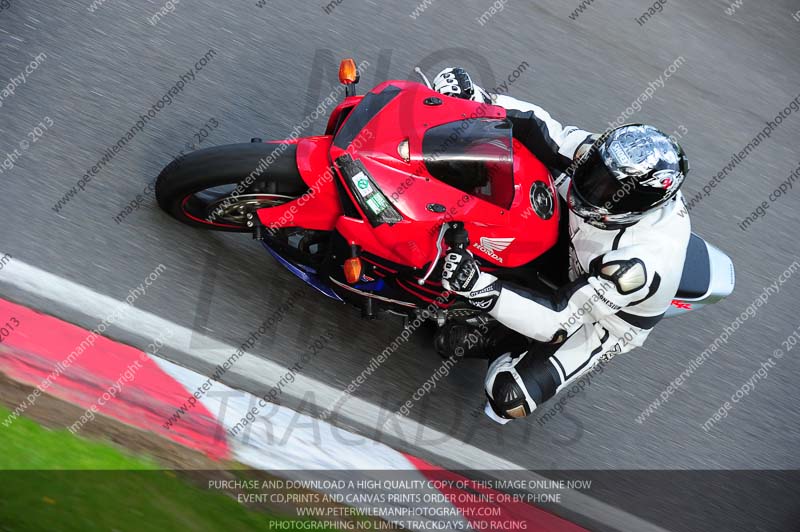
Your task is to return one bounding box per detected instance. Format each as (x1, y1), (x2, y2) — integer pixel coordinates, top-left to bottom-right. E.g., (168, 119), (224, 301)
(1, 0), (799, 530)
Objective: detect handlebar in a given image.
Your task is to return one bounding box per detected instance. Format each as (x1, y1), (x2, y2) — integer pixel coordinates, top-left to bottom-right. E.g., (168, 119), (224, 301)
(444, 222), (469, 250)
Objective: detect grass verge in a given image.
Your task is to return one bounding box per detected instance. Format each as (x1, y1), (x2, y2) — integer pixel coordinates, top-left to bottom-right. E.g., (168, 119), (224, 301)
(0, 404), (340, 531)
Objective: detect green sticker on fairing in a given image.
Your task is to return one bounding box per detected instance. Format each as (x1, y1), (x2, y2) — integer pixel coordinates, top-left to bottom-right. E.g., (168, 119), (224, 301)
(366, 194), (389, 214)
(351, 171), (374, 197)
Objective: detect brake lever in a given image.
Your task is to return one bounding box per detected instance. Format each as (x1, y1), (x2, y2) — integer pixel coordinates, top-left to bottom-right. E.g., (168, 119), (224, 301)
(414, 67), (433, 89)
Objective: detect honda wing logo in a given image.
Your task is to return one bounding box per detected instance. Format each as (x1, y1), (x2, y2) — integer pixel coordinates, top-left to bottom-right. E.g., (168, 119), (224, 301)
(473, 237), (515, 263)
(479, 237), (515, 252)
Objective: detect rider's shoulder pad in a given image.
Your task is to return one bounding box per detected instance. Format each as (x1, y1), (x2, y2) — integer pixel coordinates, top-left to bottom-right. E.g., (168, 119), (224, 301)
(595, 258), (648, 295)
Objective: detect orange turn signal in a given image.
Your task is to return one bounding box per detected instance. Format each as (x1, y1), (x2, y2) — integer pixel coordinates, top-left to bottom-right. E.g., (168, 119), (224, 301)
(339, 58), (358, 84)
(344, 257), (362, 284)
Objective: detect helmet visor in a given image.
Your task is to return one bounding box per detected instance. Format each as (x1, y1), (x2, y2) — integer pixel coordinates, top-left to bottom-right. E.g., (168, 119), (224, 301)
(572, 151), (634, 214)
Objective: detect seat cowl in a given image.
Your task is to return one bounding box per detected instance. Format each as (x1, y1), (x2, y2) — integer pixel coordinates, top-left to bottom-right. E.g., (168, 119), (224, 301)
(676, 233), (711, 299)
(668, 235), (735, 318)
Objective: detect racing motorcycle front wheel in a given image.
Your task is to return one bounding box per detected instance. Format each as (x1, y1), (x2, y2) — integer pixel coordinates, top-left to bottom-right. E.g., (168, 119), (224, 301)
(155, 142), (308, 231)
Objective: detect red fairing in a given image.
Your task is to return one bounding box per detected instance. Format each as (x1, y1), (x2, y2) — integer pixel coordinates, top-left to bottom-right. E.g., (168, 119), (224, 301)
(325, 96), (362, 135)
(257, 80), (559, 269)
(256, 136), (343, 231)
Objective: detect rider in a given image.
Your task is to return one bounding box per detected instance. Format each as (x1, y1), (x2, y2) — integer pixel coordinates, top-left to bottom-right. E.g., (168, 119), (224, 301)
(432, 68), (692, 424)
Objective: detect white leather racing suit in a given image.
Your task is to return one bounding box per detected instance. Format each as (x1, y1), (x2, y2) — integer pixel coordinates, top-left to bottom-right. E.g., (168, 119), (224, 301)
(480, 93), (692, 423)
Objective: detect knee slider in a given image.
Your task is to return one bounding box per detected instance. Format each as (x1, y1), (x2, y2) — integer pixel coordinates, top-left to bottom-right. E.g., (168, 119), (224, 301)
(488, 371), (533, 420)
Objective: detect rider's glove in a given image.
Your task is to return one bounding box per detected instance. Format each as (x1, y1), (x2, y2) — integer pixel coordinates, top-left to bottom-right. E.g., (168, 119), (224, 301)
(432, 68), (490, 103)
(441, 249), (502, 311)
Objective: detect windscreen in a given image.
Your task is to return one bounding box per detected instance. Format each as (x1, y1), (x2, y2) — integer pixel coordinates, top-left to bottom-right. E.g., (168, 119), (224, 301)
(422, 118), (514, 208)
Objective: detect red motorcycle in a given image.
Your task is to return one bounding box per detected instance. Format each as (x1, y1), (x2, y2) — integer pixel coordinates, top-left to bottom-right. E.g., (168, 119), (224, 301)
(156, 59), (733, 327)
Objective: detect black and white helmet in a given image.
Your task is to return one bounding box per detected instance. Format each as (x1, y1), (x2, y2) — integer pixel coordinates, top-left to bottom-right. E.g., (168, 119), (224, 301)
(568, 124), (689, 229)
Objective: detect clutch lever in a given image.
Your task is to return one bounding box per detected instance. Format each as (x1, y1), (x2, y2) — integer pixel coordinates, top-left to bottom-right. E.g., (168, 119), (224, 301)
(418, 223), (448, 285)
(417, 222), (469, 285)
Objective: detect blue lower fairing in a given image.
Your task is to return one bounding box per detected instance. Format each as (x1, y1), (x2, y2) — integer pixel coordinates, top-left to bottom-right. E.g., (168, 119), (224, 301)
(261, 242), (343, 302)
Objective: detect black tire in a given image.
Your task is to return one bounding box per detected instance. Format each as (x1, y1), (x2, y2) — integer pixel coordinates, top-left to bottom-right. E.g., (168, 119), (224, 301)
(155, 142), (308, 231)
